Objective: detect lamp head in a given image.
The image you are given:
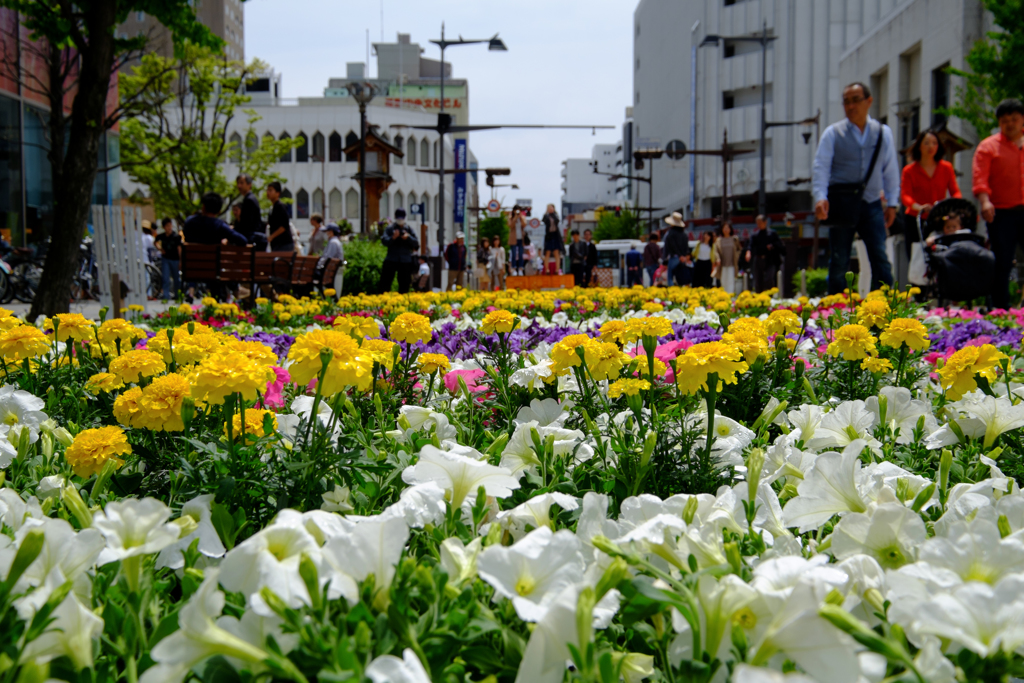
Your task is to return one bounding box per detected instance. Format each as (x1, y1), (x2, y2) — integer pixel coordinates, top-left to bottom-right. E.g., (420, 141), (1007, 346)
(700, 35), (721, 47)
(802, 131), (812, 145)
(488, 35), (508, 51)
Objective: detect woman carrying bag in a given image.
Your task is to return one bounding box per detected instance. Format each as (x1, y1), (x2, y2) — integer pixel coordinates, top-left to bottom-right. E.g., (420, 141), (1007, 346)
(712, 222), (742, 293)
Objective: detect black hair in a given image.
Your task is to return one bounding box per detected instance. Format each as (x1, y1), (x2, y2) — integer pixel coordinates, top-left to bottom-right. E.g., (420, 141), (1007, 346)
(161, 217), (173, 227)
(267, 181), (283, 194)
(524, 235), (531, 245)
(570, 229), (580, 236)
(844, 82), (871, 99)
(910, 129), (946, 162)
(201, 192), (223, 214)
(996, 98), (1024, 120)
(236, 173), (253, 184)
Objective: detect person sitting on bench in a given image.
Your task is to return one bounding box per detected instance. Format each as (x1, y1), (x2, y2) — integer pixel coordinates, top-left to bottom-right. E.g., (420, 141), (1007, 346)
(183, 193), (249, 246)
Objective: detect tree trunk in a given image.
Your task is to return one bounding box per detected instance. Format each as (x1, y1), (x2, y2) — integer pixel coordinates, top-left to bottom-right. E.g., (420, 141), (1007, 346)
(28, 4), (117, 320)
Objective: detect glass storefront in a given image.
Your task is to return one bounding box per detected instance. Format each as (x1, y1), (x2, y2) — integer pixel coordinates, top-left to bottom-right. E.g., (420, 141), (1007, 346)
(0, 95), (21, 246)
(22, 103), (52, 245)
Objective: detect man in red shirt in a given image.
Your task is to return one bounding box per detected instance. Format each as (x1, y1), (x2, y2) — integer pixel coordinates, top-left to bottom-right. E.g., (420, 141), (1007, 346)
(973, 98), (1024, 309)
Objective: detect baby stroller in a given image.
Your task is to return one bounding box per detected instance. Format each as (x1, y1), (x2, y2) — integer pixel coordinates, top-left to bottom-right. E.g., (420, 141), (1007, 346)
(921, 198), (994, 304)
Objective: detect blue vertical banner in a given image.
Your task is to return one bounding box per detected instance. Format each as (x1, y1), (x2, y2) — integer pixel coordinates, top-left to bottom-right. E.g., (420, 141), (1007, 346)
(454, 138), (467, 226)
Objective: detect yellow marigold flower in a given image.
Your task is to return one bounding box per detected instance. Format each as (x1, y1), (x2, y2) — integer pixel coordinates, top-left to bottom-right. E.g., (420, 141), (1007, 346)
(64, 425), (130, 478)
(765, 309), (802, 336)
(722, 329), (770, 365)
(226, 408), (278, 443)
(417, 353), (450, 376)
(608, 378), (651, 398)
(587, 341), (630, 381)
(174, 332), (225, 365)
(361, 338), (397, 370)
(287, 304), (305, 317)
(827, 324), (877, 361)
(599, 320), (628, 345)
(45, 313), (95, 342)
(128, 304), (145, 312)
(880, 318), (931, 352)
(108, 349), (166, 384)
(134, 373), (191, 432)
(636, 357), (668, 378)
(201, 297), (218, 306)
(222, 339), (278, 366)
(624, 316), (675, 343)
(0, 325), (50, 361)
(861, 356), (893, 374)
(287, 329), (373, 396)
(255, 297), (270, 306)
(177, 303), (193, 315)
(550, 334), (594, 372)
(272, 303), (285, 313)
(0, 309), (20, 332)
(86, 372), (124, 395)
(334, 315), (381, 339)
(728, 317), (767, 336)
(481, 310), (519, 335)
(938, 344), (1007, 401)
(675, 341), (749, 395)
(279, 313), (292, 322)
(190, 349), (275, 405)
(641, 302), (664, 313)
(113, 386), (144, 427)
(857, 299), (890, 329)
(389, 312), (433, 344)
(324, 288), (337, 297)
(97, 319), (144, 348)
(278, 294), (298, 305)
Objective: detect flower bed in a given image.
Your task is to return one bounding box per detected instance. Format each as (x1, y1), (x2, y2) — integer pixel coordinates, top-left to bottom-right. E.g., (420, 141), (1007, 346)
(1, 285), (1024, 683)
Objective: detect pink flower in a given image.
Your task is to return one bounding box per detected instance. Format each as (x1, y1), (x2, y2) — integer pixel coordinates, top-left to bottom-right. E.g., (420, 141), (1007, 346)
(654, 339), (691, 361)
(444, 369), (488, 394)
(260, 366), (290, 409)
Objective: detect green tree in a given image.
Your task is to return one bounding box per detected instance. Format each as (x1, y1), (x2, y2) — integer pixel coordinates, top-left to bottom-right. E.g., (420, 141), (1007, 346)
(478, 215), (508, 247)
(946, 0), (1024, 138)
(594, 206), (640, 242)
(120, 44), (299, 226)
(0, 0), (216, 319)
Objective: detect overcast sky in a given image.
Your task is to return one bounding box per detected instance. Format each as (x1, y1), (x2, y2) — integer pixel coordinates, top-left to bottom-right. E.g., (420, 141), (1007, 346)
(244, 0), (633, 213)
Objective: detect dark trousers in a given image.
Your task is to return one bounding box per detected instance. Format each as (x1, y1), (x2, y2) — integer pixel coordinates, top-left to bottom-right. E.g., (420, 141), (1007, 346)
(379, 260), (414, 294)
(827, 199), (893, 294)
(753, 257), (779, 293)
(571, 263), (586, 286)
(584, 265), (595, 286)
(693, 259), (713, 288)
(988, 207), (1024, 309)
(627, 268), (642, 287)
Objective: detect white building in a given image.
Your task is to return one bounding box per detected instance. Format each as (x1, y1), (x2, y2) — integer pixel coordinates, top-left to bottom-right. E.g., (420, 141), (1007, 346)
(631, 0), (988, 222)
(560, 143), (622, 216)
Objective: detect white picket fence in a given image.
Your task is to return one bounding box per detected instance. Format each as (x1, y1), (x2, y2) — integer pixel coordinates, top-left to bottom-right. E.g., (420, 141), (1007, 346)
(90, 205), (148, 310)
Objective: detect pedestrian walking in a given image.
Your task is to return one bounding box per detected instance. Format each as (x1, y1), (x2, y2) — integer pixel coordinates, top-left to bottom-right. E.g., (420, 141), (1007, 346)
(642, 232), (661, 286)
(444, 231), (468, 291)
(692, 230), (714, 288)
(266, 181), (295, 253)
(378, 209), (420, 293)
(508, 206), (527, 276)
(812, 81), (899, 294)
(235, 174), (267, 249)
(569, 230), (587, 286)
(489, 235), (506, 290)
(625, 241), (642, 287)
(713, 222), (742, 294)
(972, 98), (1024, 310)
(745, 215), (784, 292)
(156, 217), (182, 299)
(583, 229), (598, 286)
(662, 212), (688, 286)
(542, 204), (563, 274)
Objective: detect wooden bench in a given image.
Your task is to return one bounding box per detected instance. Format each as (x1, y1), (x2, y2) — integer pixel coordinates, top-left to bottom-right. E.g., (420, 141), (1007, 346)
(318, 258), (342, 295)
(180, 244), (219, 287)
(180, 244), (341, 299)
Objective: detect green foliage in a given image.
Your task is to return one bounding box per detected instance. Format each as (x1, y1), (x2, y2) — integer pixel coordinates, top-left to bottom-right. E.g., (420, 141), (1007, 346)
(793, 268), (829, 297)
(945, 0), (1024, 138)
(594, 206), (640, 242)
(341, 239), (386, 294)
(120, 44), (300, 226)
(478, 215), (508, 247)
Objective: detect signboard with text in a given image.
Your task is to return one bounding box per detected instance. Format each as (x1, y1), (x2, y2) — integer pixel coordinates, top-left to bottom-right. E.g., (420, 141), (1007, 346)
(454, 139), (467, 225)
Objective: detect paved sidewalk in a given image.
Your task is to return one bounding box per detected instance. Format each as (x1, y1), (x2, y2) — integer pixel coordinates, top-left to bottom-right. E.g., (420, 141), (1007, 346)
(5, 299), (178, 322)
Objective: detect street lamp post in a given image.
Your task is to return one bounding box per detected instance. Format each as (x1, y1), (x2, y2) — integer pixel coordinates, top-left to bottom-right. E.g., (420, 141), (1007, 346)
(430, 23), (507, 250)
(346, 80), (381, 236)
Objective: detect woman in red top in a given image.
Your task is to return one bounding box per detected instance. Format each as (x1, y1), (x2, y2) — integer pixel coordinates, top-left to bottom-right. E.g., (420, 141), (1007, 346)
(901, 129), (961, 251)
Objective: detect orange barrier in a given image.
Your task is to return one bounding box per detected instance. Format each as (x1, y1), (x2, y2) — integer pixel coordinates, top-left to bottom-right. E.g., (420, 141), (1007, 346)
(504, 275), (576, 290)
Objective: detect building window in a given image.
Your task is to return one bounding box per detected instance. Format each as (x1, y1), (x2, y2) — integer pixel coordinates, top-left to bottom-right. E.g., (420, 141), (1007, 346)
(395, 190), (404, 210)
(296, 188), (309, 218)
(381, 191), (389, 218)
(229, 131), (243, 162)
(420, 139), (429, 167)
(899, 108), (920, 150)
(345, 188), (359, 219)
(312, 132), (324, 160)
(344, 131), (358, 161)
(332, 132), (345, 162)
(281, 188), (293, 218)
(394, 135), (404, 165)
(312, 188), (324, 216)
(295, 132), (308, 162)
(244, 131), (258, 156)
(136, 11), (145, 21)
(407, 137), (417, 166)
(932, 64), (950, 126)
(433, 140), (439, 168)
(407, 192), (416, 216)
(279, 132), (291, 162)
(329, 188), (343, 218)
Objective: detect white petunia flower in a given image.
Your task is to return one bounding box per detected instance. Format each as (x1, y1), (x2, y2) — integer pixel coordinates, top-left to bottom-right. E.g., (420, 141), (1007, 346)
(322, 516), (408, 607)
(782, 440), (873, 532)
(156, 494), (226, 570)
(320, 484), (354, 513)
(402, 445), (520, 509)
(0, 384), (48, 445)
(493, 492), (579, 541)
(912, 574), (1024, 657)
(94, 498), (181, 564)
(515, 398), (572, 427)
(19, 592), (103, 669)
(365, 649), (431, 683)
(439, 537), (482, 586)
(805, 400), (880, 453)
(865, 386), (938, 444)
(830, 502), (927, 570)
(957, 394), (1024, 449)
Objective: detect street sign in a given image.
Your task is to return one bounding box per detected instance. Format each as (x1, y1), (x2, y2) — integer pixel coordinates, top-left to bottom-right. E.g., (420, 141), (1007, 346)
(666, 139), (687, 160)
(516, 198), (532, 207)
(410, 202), (424, 216)
(528, 218), (540, 229)
(486, 199), (500, 212)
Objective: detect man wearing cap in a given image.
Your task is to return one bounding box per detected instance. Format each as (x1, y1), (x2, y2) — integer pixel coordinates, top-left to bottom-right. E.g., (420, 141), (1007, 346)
(378, 208), (419, 293)
(445, 231), (468, 291)
(662, 212), (689, 286)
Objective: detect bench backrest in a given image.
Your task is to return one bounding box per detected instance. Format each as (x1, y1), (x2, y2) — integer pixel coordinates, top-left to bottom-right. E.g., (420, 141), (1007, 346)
(181, 244), (219, 283)
(219, 245), (254, 282)
(290, 255), (320, 285)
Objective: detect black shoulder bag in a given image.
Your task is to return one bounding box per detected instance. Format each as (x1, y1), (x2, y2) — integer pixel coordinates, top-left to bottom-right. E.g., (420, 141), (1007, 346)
(824, 123), (884, 226)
